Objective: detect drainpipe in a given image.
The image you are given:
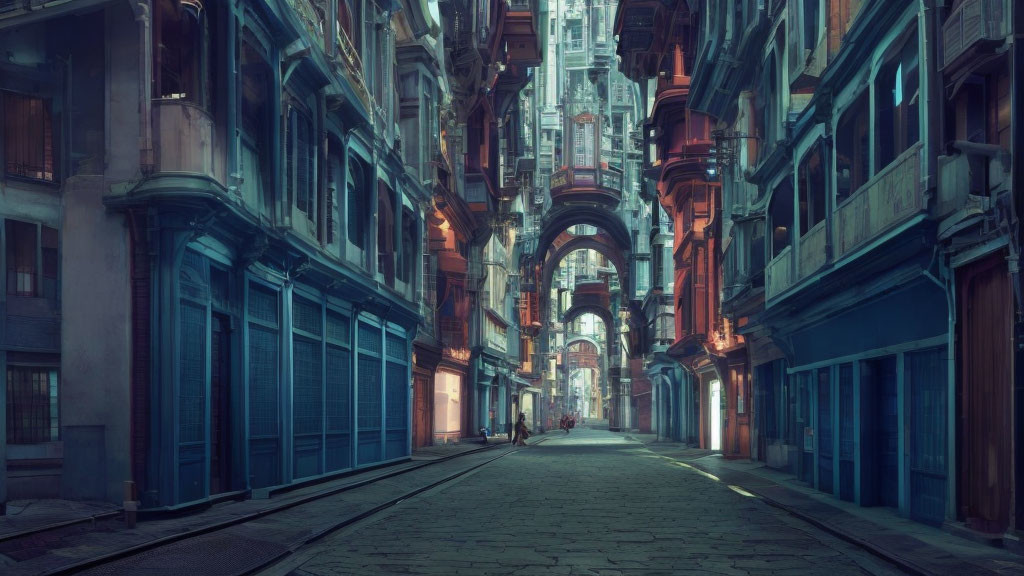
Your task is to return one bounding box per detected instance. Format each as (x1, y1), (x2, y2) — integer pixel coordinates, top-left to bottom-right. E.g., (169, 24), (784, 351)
(923, 0), (958, 523)
(226, 1), (239, 199)
(922, 244), (955, 521)
(133, 0), (154, 173)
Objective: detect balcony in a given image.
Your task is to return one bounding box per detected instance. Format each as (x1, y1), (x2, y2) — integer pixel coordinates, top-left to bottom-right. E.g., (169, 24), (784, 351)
(591, 39), (614, 69)
(797, 219), (828, 281)
(766, 144), (925, 303)
(505, 0), (541, 66)
(437, 250), (468, 274)
(834, 144), (923, 260)
(935, 141), (1011, 239)
(549, 167), (623, 207)
(152, 99), (223, 184)
(332, 26), (370, 111)
(942, 0), (1010, 71)
(615, 0), (673, 80)
(286, 0), (327, 52)
(765, 245), (793, 301)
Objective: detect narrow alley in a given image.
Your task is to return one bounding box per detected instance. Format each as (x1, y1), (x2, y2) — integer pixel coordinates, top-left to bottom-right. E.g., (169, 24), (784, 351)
(0, 0), (1022, 574)
(265, 428), (906, 576)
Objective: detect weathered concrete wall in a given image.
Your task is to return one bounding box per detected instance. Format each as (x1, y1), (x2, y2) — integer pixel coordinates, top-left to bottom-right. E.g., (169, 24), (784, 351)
(60, 3), (138, 503)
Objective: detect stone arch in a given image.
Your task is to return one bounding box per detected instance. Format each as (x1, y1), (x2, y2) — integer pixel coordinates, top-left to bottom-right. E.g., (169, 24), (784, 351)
(534, 204), (632, 265)
(541, 232), (629, 302)
(563, 304), (616, 357)
(565, 334), (603, 354)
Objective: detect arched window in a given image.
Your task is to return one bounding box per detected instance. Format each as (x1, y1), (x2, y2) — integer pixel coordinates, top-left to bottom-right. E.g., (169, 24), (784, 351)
(377, 182), (396, 286)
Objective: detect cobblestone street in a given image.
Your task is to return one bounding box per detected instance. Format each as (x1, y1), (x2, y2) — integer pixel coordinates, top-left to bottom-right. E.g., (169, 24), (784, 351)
(265, 429), (906, 576)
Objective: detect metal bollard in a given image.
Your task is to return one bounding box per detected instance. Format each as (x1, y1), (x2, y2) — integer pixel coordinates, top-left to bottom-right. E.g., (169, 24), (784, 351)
(123, 480), (140, 528)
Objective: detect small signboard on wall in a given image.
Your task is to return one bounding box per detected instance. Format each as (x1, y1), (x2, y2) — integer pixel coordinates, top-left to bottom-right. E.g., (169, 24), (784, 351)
(804, 427), (814, 452)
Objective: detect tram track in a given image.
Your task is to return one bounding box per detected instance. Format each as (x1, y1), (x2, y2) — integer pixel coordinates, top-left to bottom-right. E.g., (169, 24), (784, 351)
(0, 438), (542, 576)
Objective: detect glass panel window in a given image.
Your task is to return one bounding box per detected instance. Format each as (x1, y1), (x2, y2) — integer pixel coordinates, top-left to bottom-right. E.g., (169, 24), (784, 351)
(567, 21), (584, 52)
(154, 0), (211, 106)
(3, 92), (55, 182)
(6, 366), (60, 444)
(573, 120), (595, 167)
(288, 108), (316, 221)
(6, 219), (39, 297)
(347, 158), (366, 248)
(875, 26), (920, 169)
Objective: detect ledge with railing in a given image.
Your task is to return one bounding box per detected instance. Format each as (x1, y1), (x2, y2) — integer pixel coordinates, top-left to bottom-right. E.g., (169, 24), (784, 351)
(935, 140), (1011, 239)
(548, 166), (623, 206)
(765, 143), (925, 303)
(151, 99), (223, 185)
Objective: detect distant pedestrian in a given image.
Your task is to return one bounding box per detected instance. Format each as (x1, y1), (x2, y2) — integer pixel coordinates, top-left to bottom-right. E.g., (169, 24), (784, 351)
(513, 413), (531, 446)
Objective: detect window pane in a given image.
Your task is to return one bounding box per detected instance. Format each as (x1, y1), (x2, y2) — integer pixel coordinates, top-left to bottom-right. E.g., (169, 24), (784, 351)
(4, 92), (54, 182)
(6, 366), (59, 444)
(6, 219), (38, 297)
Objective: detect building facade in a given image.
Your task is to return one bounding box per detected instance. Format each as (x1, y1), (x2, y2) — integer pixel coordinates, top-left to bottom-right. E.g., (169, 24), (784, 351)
(682, 0), (1022, 536)
(0, 0), (538, 509)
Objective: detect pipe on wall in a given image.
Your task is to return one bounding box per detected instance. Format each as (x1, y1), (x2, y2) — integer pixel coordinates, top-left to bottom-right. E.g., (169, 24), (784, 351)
(132, 0), (154, 173)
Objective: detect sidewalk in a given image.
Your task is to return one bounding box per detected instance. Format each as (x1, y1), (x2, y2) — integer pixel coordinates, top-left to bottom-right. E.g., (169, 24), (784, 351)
(0, 440), (499, 543)
(631, 436), (1024, 576)
(0, 499), (120, 539)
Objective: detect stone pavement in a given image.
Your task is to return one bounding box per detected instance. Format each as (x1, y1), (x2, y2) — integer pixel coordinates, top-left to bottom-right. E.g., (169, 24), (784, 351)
(0, 499), (119, 539)
(0, 440), (487, 538)
(263, 428), (911, 576)
(0, 441), (501, 575)
(635, 437), (1024, 576)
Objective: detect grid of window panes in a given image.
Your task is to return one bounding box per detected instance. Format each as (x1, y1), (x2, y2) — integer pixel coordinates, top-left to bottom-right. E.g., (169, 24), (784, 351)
(6, 366), (59, 444)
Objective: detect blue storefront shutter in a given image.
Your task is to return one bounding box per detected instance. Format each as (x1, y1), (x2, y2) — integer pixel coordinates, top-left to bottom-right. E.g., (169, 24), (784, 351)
(839, 363), (855, 502)
(326, 343), (352, 471)
(817, 369), (833, 495)
(357, 322), (382, 464)
(248, 285), (281, 489)
(179, 300), (207, 503)
(293, 337), (323, 478)
(908, 347), (947, 525)
(292, 297), (324, 479)
(385, 360), (407, 459)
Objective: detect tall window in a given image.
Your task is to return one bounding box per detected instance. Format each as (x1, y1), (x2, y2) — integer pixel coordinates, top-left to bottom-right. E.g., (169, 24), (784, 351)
(154, 0), (211, 107)
(377, 182), (396, 286)
(6, 219), (58, 299)
(287, 106), (316, 222)
(835, 91), (869, 204)
(757, 55), (778, 159)
(7, 365), (60, 444)
(798, 144), (826, 235)
(347, 157), (366, 248)
(768, 181), (794, 258)
(573, 118), (595, 167)
(567, 21), (584, 52)
(876, 26), (919, 169)
(803, 0), (820, 54)
(3, 92), (55, 182)
(240, 40), (273, 215)
(398, 207), (416, 284)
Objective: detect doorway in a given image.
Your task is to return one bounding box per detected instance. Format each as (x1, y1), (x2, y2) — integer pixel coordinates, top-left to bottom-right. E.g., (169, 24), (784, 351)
(817, 369), (833, 495)
(210, 313), (231, 495)
(710, 379), (722, 451)
(958, 253), (1011, 532)
(861, 356), (898, 508)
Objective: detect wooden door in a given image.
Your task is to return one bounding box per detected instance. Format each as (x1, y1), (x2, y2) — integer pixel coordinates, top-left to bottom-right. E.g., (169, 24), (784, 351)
(412, 372), (432, 448)
(958, 252), (1012, 533)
